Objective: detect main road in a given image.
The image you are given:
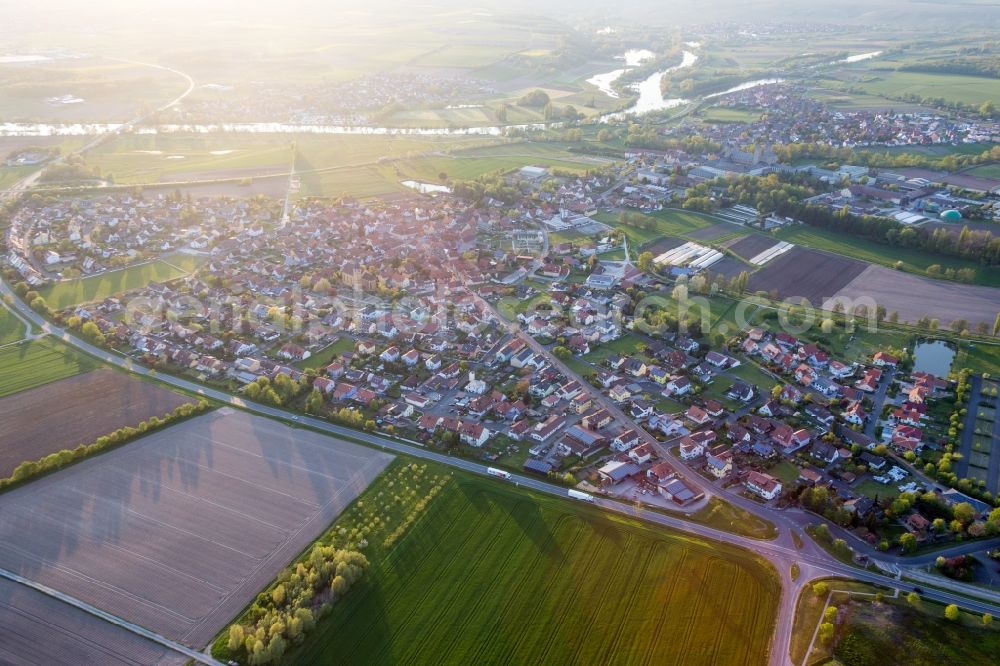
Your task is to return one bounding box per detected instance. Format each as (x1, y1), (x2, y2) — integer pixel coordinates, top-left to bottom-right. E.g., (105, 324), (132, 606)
(3, 279), (1000, 665)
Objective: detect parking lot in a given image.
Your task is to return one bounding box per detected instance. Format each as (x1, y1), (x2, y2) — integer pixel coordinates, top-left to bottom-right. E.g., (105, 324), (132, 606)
(0, 409), (393, 648)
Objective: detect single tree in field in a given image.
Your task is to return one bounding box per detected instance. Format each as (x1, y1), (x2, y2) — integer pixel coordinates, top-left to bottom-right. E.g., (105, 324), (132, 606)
(945, 604), (960, 621)
(907, 591), (920, 605)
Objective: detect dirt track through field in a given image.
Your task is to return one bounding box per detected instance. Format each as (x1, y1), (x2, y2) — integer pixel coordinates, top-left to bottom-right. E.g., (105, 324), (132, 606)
(0, 369), (193, 477)
(0, 576), (186, 666)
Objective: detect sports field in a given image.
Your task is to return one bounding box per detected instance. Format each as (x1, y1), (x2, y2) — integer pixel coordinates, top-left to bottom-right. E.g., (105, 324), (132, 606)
(292, 475), (779, 665)
(0, 338), (98, 397)
(41, 252), (207, 309)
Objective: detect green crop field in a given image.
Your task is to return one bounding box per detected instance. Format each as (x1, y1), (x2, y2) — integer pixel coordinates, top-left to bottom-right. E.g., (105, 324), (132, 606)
(292, 475), (779, 665)
(775, 226), (1000, 288)
(87, 133), (502, 185)
(967, 163), (1000, 179)
(849, 70), (1000, 108)
(0, 338), (98, 397)
(41, 252), (207, 309)
(395, 144), (603, 183)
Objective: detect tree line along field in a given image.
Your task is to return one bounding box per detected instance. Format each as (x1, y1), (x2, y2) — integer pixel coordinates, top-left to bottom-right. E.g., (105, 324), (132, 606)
(0, 410), (393, 650)
(40, 252), (207, 309)
(0, 338), (97, 398)
(774, 225), (1000, 288)
(290, 474), (779, 666)
(0, 368), (194, 477)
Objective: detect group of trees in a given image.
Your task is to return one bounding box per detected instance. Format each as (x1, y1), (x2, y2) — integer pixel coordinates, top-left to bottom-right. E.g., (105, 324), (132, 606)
(774, 141), (1000, 173)
(621, 125), (721, 155)
(12, 283), (51, 316)
(244, 374), (306, 407)
(702, 172), (1000, 270)
(934, 554), (978, 581)
(217, 463), (449, 663)
(517, 89), (551, 108)
(224, 546), (369, 665)
(0, 400), (210, 490)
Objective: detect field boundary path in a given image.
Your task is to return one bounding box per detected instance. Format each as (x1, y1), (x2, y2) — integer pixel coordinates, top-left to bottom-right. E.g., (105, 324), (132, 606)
(0, 566), (222, 666)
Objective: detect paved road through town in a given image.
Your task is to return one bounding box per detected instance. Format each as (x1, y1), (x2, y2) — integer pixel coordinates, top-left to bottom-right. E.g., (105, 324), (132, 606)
(4, 277), (1000, 664)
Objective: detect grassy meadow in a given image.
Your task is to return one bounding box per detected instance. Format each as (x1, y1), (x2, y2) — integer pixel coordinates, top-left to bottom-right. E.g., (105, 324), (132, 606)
(41, 252), (207, 309)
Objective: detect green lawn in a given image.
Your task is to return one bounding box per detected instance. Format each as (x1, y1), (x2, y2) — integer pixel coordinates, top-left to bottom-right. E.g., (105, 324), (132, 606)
(954, 343), (1000, 378)
(687, 496), (778, 540)
(41, 252), (207, 309)
(769, 461), (801, 485)
(295, 337), (357, 369)
(853, 479), (901, 500)
(596, 208), (726, 247)
(790, 578), (884, 665)
(0, 338), (98, 397)
(581, 334), (648, 364)
(394, 147), (598, 184)
(0, 302), (26, 345)
(775, 225), (1000, 288)
(290, 472), (779, 665)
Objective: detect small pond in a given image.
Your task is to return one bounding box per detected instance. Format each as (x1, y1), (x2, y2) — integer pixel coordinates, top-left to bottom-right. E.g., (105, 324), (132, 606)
(912, 339), (956, 377)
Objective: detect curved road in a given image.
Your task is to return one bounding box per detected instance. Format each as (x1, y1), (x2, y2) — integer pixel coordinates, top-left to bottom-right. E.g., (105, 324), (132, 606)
(2, 279), (1000, 664)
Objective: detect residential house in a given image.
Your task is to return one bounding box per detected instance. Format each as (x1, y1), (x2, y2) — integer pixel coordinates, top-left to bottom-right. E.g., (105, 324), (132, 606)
(745, 471), (782, 501)
(706, 451), (733, 478)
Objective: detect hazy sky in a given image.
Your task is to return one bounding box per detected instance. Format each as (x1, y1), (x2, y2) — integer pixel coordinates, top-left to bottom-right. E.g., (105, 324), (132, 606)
(2, 0), (999, 46)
